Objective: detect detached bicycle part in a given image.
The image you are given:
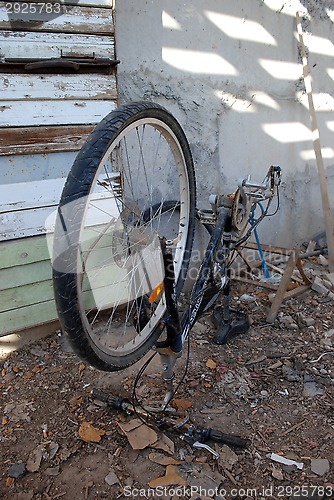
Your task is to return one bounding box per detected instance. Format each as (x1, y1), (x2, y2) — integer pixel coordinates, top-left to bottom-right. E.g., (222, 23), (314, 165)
(212, 306), (250, 345)
(91, 389), (132, 415)
(192, 441), (219, 459)
(184, 424), (248, 449)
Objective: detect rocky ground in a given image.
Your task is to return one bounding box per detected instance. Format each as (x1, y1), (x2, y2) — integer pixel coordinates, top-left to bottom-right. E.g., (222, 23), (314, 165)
(0, 253), (333, 500)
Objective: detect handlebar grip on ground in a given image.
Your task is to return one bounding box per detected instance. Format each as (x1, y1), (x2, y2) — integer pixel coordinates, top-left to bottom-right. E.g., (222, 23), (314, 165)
(200, 427), (248, 448)
(91, 389), (131, 412)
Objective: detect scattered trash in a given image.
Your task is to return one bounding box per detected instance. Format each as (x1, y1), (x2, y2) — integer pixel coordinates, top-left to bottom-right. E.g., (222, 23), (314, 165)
(240, 293), (256, 303)
(171, 398), (192, 412)
(118, 418), (157, 450)
(78, 421), (106, 443)
(205, 358), (217, 370)
(118, 418), (174, 454)
(4, 400), (34, 423)
(217, 445), (239, 470)
(1, 245), (333, 493)
(272, 466), (284, 480)
(152, 433), (175, 455)
(148, 452), (181, 466)
(310, 458), (330, 477)
(148, 465), (187, 488)
(269, 453), (304, 470)
(26, 444), (45, 473)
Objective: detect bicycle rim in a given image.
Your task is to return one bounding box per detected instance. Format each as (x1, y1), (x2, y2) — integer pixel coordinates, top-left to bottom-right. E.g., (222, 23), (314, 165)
(55, 104), (196, 368)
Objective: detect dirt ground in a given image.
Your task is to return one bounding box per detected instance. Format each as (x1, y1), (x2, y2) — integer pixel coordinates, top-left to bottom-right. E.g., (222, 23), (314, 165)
(1, 255), (333, 500)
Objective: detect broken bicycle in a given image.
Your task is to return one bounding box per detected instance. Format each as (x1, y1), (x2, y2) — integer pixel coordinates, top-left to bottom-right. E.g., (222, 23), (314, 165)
(52, 101), (281, 415)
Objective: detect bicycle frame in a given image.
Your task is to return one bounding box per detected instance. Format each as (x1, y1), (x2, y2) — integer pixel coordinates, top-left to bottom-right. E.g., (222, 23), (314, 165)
(154, 166), (281, 404)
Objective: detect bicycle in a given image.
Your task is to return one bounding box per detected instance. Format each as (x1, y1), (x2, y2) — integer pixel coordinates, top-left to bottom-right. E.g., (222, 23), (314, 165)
(52, 101), (281, 414)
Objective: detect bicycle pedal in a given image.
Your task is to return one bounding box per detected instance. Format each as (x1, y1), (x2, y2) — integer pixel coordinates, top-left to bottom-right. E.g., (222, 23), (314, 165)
(212, 307), (249, 345)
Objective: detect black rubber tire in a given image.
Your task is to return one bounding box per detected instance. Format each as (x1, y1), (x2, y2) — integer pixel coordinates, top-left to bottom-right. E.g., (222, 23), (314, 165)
(52, 102), (196, 371)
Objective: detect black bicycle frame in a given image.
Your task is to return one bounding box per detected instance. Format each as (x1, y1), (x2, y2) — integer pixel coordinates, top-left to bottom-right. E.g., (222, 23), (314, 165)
(158, 207), (230, 353)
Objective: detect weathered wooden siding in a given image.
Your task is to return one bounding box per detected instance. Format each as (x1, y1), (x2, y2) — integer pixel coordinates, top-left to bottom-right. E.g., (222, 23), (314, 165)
(0, 0), (117, 335)
(0, 235), (56, 335)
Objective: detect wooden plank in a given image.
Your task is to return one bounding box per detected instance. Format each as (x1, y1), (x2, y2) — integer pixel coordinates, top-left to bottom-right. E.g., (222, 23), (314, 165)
(0, 178), (65, 212)
(0, 205), (58, 239)
(0, 279), (54, 312)
(0, 176), (119, 213)
(245, 241), (292, 255)
(297, 12), (334, 273)
(0, 178), (120, 240)
(233, 276), (279, 291)
(0, 74), (116, 100)
(0, 31), (114, 59)
(0, 259), (52, 290)
(0, 99), (116, 126)
(0, 3), (114, 34)
(0, 234), (50, 269)
(0, 299), (57, 335)
(0, 124), (94, 155)
(266, 250), (298, 323)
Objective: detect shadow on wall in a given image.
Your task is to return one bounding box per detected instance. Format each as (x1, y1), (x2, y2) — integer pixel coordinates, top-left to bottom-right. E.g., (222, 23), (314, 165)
(116, 0), (334, 246)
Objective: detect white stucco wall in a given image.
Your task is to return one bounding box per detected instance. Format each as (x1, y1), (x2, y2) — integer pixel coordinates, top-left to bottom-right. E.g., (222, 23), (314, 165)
(115, 0), (334, 246)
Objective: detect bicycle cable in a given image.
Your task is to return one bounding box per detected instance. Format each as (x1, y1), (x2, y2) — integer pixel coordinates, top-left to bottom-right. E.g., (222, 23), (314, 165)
(130, 331), (192, 429)
(233, 196), (273, 249)
(264, 183), (280, 217)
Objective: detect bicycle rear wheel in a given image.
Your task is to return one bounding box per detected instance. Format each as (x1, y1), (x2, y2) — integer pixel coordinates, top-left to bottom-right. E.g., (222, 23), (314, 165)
(52, 102), (196, 371)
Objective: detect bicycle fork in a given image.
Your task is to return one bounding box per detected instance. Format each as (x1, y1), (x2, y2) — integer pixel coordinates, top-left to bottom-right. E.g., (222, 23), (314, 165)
(155, 209), (230, 404)
(154, 238), (182, 405)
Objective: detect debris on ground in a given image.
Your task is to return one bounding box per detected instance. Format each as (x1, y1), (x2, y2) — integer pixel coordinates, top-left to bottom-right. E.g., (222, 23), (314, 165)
(0, 251), (333, 498)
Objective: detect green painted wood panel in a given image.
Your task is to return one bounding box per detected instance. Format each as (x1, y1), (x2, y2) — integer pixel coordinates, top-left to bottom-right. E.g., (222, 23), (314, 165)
(0, 260), (52, 291)
(0, 280), (54, 313)
(0, 235), (50, 269)
(0, 235), (57, 334)
(0, 300), (57, 336)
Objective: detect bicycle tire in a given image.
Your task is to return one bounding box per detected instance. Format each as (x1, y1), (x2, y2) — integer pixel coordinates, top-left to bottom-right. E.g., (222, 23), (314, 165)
(52, 102), (196, 371)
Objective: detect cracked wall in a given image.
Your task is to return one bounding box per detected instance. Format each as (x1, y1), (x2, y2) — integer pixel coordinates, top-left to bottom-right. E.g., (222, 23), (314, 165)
(115, 0), (334, 246)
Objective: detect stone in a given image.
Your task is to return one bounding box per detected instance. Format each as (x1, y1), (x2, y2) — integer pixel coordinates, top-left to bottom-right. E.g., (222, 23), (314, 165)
(8, 463), (26, 479)
(282, 365), (301, 382)
(26, 445), (45, 473)
(279, 315), (299, 330)
(311, 277), (329, 295)
(318, 255), (329, 267)
(311, 458), (330, 477)
(303, 382), (324, 398)
(326, 273), (334, 287)
(240, 293), (256, 303)
(45, 466), (60, 476)
(218, 445), (238, 470)
(105, 469), (120, 486)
